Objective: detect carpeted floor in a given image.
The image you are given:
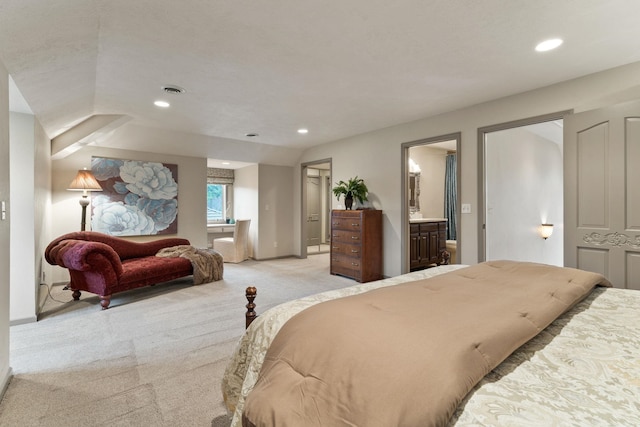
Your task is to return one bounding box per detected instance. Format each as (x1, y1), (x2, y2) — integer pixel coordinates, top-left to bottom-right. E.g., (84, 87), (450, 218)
(0, 253), (352, 426)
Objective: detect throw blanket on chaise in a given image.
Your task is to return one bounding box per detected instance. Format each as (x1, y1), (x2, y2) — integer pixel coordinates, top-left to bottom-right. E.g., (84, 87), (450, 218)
(242, 260), (611, 427)
(156, 245), (223, 284)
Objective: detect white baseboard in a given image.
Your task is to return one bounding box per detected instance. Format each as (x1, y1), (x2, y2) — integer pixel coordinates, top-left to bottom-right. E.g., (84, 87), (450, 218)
(10, 316), (37, 326)
(0, 367), (12, 400)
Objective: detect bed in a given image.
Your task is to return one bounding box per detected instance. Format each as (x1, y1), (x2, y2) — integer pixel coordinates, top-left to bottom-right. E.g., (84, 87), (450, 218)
(221, 261), (640, 426)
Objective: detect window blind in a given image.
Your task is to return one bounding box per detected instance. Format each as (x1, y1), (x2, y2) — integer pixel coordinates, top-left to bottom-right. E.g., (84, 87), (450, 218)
(207, 167), (234, 184)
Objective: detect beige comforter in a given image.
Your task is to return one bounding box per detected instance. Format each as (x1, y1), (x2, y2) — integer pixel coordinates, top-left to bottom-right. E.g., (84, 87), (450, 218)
(241, 261), (610, 427)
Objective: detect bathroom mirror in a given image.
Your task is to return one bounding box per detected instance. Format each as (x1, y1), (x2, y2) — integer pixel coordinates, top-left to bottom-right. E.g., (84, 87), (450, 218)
(409, 172), (420, 213)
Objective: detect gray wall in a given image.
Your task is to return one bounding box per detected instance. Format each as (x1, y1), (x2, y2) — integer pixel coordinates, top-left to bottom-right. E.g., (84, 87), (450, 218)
(409, 145), (447, 219)
(0, 61), (11, 396)
(485, 127), (563, 265)
(234, 164), (259, 259)
(232, 163), (294, 260)
(295, 61), (640, 277)
(10, 113), (35, 323)
(34, 115), (52, 315)
(258, 164), (294, 259)
(8, 112), (51, 324)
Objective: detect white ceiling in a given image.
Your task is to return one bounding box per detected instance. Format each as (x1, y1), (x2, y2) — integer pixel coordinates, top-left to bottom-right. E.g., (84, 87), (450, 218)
(2, 0), (640, 157)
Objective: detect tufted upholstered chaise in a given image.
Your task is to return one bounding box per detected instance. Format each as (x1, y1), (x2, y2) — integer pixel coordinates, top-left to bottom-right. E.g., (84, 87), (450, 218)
(45, 231), (194, 309)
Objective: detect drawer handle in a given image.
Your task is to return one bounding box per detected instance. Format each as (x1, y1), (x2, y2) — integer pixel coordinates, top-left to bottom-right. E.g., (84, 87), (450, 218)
(351, 249), (359, 253)
(351, 223), (360, 227)
(351, 262), (360, 266)
(332, 246), (340, 249)
(351, 236), (359, 240)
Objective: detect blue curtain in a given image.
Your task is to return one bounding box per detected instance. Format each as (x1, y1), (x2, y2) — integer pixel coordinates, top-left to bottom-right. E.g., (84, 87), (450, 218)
(444, 154), (457, 240)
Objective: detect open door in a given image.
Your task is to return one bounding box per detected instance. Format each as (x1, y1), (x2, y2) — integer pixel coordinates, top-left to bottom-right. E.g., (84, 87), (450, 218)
(300, 160), (331, 258)
(564, 99), (640, 289)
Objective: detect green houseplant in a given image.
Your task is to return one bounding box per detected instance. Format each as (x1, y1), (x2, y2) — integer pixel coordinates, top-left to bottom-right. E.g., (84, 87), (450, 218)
(332, 176), (369, 210)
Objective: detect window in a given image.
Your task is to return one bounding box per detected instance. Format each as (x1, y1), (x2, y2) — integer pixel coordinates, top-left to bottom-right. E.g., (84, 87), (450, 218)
(207, 183), (230, 223)
(207, 167), (234, 223)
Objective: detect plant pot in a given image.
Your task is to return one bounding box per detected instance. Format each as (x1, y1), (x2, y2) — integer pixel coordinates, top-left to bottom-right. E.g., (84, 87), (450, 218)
(345, 195), (353, 210)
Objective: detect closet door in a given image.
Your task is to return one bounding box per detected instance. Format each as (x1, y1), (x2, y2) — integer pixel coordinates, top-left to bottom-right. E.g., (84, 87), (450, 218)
(564, 100), (640, 289)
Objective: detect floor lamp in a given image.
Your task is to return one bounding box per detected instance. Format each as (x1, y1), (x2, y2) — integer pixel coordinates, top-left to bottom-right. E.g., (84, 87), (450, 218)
(68, 169), (103, 231)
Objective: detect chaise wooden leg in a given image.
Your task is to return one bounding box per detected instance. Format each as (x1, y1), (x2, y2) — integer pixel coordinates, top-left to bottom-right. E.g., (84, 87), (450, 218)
(72, 289), (81, 300)
(100, 295), (111, 310)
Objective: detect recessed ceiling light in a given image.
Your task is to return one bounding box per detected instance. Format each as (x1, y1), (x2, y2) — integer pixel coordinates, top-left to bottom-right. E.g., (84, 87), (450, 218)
(535, 38), (563, 52)
(222, 162), (231, 165)
(245, 133), (259, 137)
(154, 100), (170, 108)
(298, 128), (308, 134)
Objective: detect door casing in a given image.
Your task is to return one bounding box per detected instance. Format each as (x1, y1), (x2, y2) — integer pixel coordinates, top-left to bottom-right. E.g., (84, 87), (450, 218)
(401, 133), (461, 273)
(477, 110), (571, 262)
(300, 159), (332, 258)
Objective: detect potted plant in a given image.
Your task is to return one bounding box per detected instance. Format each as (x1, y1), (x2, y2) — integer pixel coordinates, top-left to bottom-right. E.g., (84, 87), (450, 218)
(332, 176), (369, 210)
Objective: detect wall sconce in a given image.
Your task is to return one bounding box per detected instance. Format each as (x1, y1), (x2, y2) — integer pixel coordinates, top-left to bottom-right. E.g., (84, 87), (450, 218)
(540, 223), (554, 240)
(68, 169), (103, 231)
(409, 158), (421, 173)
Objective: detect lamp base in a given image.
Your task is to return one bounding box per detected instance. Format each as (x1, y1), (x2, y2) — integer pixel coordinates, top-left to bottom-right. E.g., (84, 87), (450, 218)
(79, 196), (90, 231)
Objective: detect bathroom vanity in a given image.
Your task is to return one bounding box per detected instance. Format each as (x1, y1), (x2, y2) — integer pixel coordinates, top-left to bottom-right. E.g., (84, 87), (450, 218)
(409, 218), (448, 271)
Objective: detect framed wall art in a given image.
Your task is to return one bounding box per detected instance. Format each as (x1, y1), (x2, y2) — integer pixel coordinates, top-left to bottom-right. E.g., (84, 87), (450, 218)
(90, 157), (178, 236)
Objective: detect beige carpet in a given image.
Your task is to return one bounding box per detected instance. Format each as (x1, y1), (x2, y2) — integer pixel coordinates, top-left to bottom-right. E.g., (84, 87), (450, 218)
(0, 253), (352, 427)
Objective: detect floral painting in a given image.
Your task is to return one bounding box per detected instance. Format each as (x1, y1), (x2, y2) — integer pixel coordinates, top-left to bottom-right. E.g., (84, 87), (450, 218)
(90, 157), (178, 236)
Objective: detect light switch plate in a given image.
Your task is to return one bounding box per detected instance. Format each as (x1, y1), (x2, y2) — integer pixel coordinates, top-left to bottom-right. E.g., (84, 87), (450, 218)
(461, 203), (471, 214)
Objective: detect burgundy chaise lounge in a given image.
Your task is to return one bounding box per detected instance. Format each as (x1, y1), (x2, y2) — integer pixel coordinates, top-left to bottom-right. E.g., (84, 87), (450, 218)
(45, 231), (195, 309)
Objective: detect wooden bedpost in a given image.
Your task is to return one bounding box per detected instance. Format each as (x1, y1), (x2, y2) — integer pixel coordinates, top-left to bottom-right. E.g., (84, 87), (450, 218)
(246, 286), (257, 329)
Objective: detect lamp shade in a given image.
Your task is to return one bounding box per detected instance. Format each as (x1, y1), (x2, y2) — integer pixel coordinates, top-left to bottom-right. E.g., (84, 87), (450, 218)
(68, 169), (103, 193)
(540, 223), (554, 240)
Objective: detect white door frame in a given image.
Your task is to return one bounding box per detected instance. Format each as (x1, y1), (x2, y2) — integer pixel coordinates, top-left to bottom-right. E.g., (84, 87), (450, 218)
(477, 110), (571, 261)
(300, 158), (332, 259)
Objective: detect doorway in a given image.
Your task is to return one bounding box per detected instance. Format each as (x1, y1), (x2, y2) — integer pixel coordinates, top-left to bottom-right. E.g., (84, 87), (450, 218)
(401, 133), (461, 273)
(478, 111), (569, 264)
(301, 160), (332, 258)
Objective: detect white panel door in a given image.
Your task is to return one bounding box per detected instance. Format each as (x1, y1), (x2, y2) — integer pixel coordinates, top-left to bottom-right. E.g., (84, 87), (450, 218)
(564, 100), (640, 289)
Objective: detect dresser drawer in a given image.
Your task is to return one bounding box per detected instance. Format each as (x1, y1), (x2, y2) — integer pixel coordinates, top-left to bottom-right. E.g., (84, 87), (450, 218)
(331, 229), (362, 243)
(419, 222), (439, 232)
(331, 256), (363, 280)
(331, 242), (362, 257)
(331, 264), (362, 281)
(331, 217), (362, 231)
(332, 254), (363, 269)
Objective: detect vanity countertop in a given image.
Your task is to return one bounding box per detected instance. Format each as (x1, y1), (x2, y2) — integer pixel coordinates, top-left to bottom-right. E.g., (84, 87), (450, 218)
(409, 217), (448, 223)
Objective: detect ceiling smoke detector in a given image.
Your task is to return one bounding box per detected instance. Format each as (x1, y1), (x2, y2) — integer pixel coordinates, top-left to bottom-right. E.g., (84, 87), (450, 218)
(162, 85), (186, 94)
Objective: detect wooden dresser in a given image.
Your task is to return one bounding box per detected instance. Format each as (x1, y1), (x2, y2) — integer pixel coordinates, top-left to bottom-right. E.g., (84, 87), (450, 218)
(330, 209), (383, 283)
(409, 219), (447, 271)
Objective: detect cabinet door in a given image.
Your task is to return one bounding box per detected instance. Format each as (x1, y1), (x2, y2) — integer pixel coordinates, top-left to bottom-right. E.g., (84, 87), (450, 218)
(410, 233), (421, 270)
(427, 231), (439, 264)
(419, 235), (429, 266)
